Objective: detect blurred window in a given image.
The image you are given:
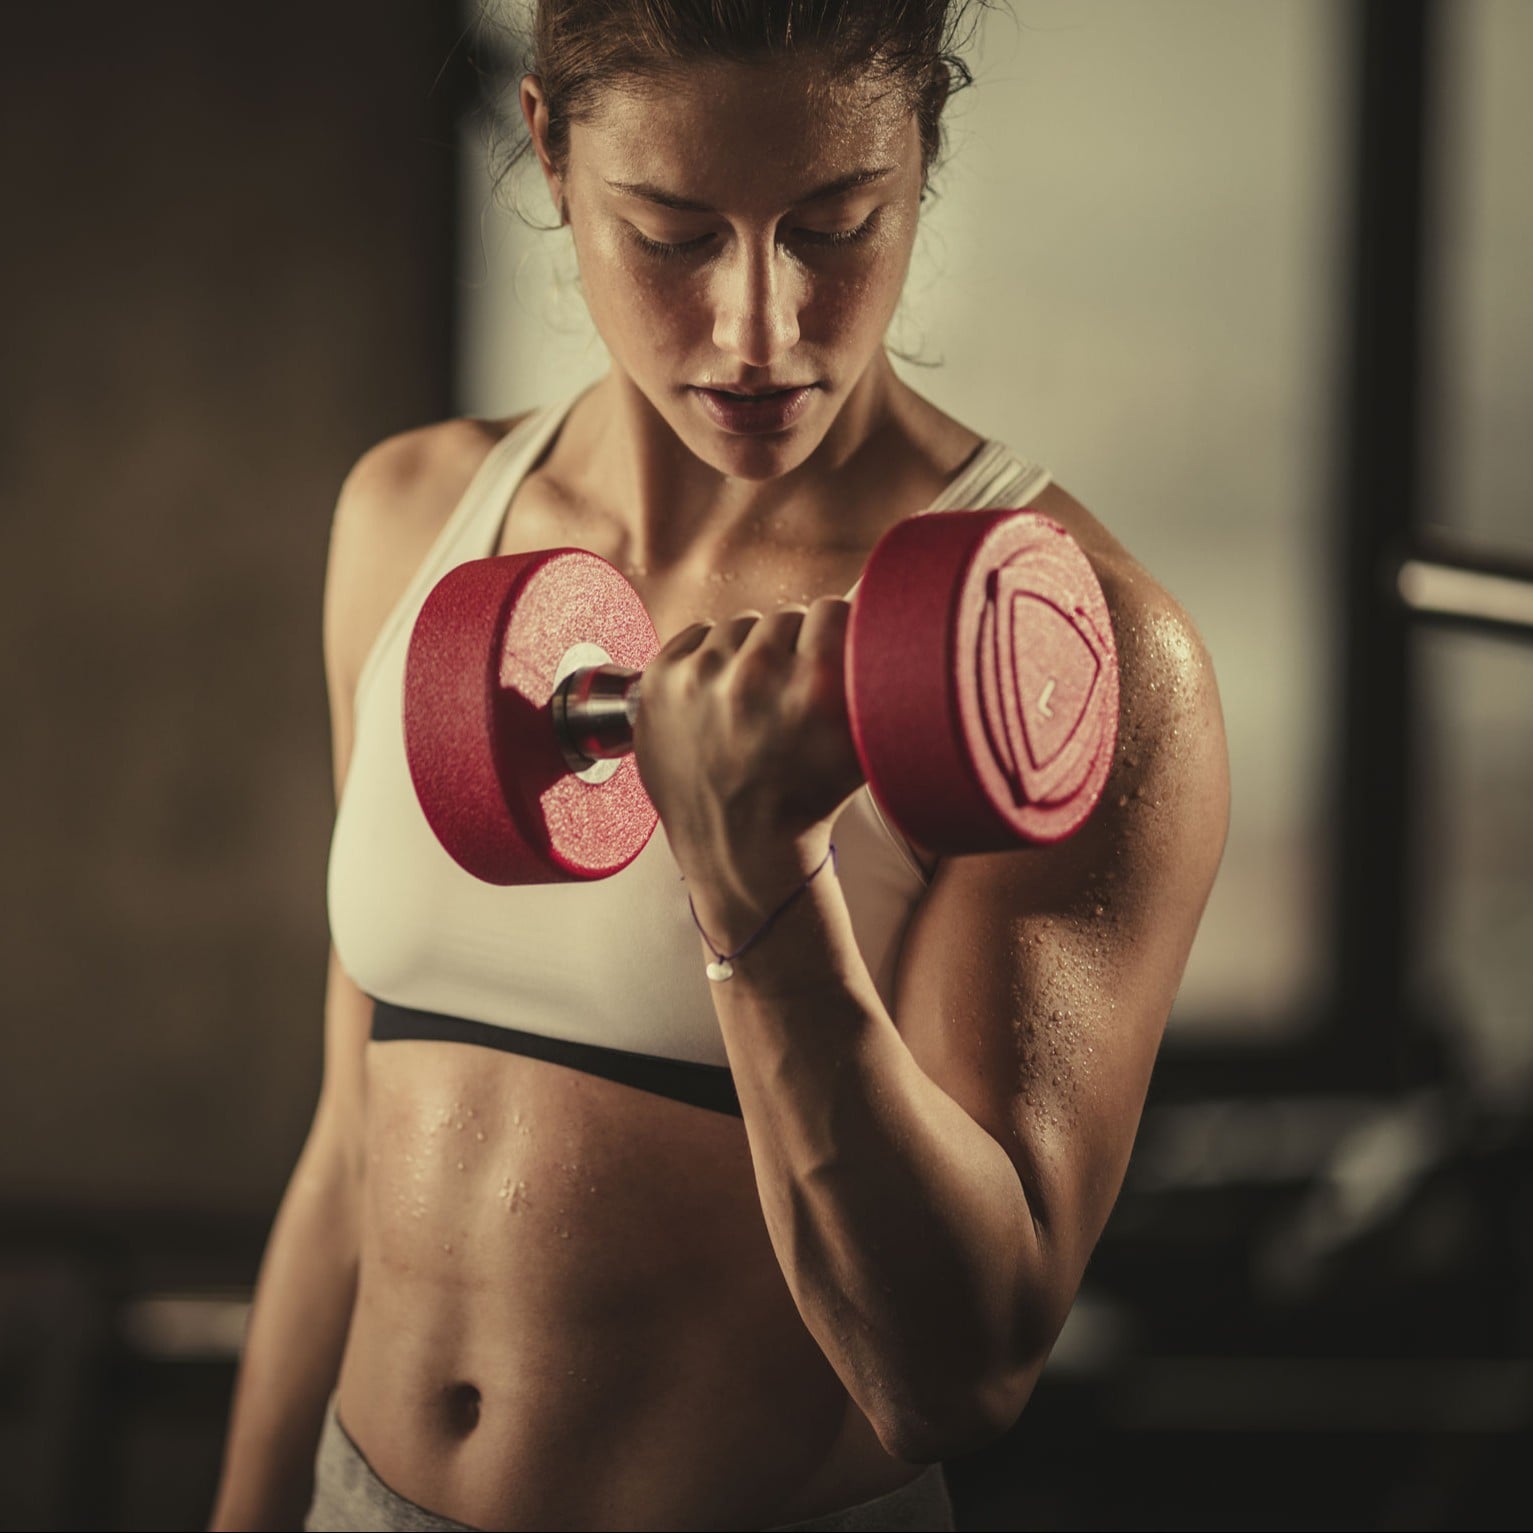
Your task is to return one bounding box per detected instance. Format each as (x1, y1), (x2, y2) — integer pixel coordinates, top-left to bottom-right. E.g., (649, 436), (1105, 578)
(1431, 0), (1533, 557)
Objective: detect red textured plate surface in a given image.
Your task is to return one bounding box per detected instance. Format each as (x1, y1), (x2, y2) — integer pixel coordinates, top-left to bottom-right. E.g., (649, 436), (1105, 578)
(405, 550), (660, 883)
(847, 510), (1119, 850)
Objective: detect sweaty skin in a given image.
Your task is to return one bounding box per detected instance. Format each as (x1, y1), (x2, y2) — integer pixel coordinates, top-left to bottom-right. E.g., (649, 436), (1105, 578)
(211, 53), (1229, 1533)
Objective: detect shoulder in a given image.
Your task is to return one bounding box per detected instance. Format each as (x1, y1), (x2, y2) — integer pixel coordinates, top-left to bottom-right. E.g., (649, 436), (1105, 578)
(1025, 479), (1230, 888)
(323, 412), (533, 700)
(907, 471), (1229, 899)
(331, 412), (525, 557)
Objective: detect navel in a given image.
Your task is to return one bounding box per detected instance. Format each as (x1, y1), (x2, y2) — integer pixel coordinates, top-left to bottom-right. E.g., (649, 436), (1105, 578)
(442, 1380), (482, 1437)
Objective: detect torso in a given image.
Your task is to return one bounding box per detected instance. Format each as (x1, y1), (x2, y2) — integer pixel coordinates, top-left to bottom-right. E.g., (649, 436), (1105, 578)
(332, 378), (1130, 1529)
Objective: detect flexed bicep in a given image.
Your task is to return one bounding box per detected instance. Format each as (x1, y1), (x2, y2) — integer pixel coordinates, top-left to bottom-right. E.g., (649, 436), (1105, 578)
(890, 583), (1230, 1341)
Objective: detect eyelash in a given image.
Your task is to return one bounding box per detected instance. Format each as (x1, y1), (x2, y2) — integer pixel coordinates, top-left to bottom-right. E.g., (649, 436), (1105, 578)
(629, 214), (879, 261)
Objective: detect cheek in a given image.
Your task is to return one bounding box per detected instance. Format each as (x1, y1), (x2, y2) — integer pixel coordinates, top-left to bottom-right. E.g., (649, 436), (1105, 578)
(806, 251), (910, 345)
(576, 228), (706, 354)
(803, 208), (919, 342)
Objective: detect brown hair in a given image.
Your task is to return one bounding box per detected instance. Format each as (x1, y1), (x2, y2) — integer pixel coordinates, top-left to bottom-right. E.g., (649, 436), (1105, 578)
(476, 0), (995, 203)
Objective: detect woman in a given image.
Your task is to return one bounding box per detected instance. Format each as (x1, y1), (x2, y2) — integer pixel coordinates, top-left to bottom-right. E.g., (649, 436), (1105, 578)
(212, 2), (1229, 1529)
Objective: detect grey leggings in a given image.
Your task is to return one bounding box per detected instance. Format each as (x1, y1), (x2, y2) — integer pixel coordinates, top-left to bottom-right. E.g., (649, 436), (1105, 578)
(306, 1401), (956, 1532)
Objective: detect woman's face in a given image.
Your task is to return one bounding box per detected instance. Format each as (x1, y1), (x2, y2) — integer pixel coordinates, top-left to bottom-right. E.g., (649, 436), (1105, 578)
(522, 56), (926, 482)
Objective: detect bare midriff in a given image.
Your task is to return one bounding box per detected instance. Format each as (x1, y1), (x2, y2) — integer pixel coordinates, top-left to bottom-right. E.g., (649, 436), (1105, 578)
(334, 1040), (918, 1531)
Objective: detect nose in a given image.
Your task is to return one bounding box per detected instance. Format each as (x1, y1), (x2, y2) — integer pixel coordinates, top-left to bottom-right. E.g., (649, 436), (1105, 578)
(711, 236), (801, 369)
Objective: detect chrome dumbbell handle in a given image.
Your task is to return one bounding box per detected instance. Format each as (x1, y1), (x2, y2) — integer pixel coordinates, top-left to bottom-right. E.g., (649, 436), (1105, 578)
(551, 664), (643, 771)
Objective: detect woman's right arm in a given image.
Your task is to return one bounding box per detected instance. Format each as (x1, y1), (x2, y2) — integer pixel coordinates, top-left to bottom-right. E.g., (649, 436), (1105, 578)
(206, 947), (370, 1532)
(209, 422), (504, 1530)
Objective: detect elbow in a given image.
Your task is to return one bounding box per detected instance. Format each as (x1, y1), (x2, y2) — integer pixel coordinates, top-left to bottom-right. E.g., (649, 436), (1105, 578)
(870, 1366), (1036, 1465)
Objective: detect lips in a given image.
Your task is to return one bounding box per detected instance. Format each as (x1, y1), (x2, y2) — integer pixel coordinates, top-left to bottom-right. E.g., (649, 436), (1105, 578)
(707, 383), (812, 397)
(693, 384), (817, 435)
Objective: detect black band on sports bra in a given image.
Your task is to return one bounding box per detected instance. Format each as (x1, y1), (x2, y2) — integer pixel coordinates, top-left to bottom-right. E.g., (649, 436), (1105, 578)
(370, 1000), (743, 1117)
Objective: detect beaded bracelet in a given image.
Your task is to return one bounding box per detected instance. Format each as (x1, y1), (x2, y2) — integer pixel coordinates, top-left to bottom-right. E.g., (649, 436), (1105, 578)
(684, 843), (838, 982)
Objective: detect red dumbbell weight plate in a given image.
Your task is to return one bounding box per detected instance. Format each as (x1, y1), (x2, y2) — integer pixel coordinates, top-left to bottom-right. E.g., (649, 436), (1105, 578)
(847, 510), (1119, 850)
(405, 550), (660, 884)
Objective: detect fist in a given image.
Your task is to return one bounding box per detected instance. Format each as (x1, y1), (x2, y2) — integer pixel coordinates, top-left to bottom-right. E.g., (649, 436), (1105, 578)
(632, 597), (867, 881)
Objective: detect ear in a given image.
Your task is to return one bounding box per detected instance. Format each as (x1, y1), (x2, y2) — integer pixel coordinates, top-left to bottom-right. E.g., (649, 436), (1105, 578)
(518, 74), (568, 224)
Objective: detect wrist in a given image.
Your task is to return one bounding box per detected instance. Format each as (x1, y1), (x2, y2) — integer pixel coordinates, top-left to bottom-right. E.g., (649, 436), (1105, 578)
(683, 839), (838, 981)
(677, 830), (832, 942)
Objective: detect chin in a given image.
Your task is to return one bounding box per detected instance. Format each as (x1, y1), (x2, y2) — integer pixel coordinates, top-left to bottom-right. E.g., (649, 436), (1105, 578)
(706, 433), (817, 483)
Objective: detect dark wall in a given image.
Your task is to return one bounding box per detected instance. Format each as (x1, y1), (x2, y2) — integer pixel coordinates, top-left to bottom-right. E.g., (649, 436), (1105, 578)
(1, 2), (460, 1227)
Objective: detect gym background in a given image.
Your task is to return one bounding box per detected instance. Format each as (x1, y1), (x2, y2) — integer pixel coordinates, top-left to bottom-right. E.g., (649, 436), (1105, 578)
(2, 1), (1528, 1528)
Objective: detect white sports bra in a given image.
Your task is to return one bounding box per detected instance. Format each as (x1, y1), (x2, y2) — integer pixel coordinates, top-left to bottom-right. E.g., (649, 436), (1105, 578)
(327, 391), (1052, 1113)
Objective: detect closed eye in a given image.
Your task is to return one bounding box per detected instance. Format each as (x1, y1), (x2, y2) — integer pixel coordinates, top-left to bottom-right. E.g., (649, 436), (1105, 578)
(626, 211), (881, 261)
(627, 228), (713, 260)
(795, 213), (880, 249)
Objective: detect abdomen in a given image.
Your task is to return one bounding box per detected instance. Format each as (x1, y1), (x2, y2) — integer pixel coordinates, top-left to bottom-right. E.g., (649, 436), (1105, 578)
(335, 1039), (894, 1530)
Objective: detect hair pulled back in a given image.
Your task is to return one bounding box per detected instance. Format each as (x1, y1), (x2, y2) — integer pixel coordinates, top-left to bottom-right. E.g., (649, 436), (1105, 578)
(478, 0), (993, 201)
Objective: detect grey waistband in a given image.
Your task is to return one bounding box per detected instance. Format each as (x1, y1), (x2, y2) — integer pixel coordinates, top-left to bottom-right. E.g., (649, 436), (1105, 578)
(306, 1400), (955, 1532)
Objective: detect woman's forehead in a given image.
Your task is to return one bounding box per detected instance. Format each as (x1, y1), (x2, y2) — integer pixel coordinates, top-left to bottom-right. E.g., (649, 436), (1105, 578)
(568, 57), (918, 205)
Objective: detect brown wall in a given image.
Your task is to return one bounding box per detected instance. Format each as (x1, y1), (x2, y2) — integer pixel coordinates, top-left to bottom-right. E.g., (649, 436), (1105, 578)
(1, 2), (461, 1227)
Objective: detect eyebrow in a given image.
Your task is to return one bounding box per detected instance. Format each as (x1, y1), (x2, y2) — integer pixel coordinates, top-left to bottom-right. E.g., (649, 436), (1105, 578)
(604, 166), (897, 214)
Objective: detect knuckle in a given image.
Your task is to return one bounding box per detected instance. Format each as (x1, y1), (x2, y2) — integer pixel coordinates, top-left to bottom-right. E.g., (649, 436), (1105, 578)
(733, 643), (782, 685)
(694, 645), (729, 680)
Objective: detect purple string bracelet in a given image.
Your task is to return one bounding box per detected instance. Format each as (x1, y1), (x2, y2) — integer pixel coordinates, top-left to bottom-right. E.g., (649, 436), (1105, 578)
(683, 843), (838, 983)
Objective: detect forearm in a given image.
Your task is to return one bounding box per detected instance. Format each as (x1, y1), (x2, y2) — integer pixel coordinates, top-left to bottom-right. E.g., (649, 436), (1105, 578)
(705, 877), (1044, 1462)
(210, 1124), (360, 1531)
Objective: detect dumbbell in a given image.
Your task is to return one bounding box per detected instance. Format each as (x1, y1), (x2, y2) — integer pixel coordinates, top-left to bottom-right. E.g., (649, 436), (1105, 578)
(404, 509), (1119, 885)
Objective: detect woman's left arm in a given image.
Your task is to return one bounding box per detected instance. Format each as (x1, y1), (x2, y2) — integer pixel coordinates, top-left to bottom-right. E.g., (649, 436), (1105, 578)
(643, 589), (1230, 1465)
